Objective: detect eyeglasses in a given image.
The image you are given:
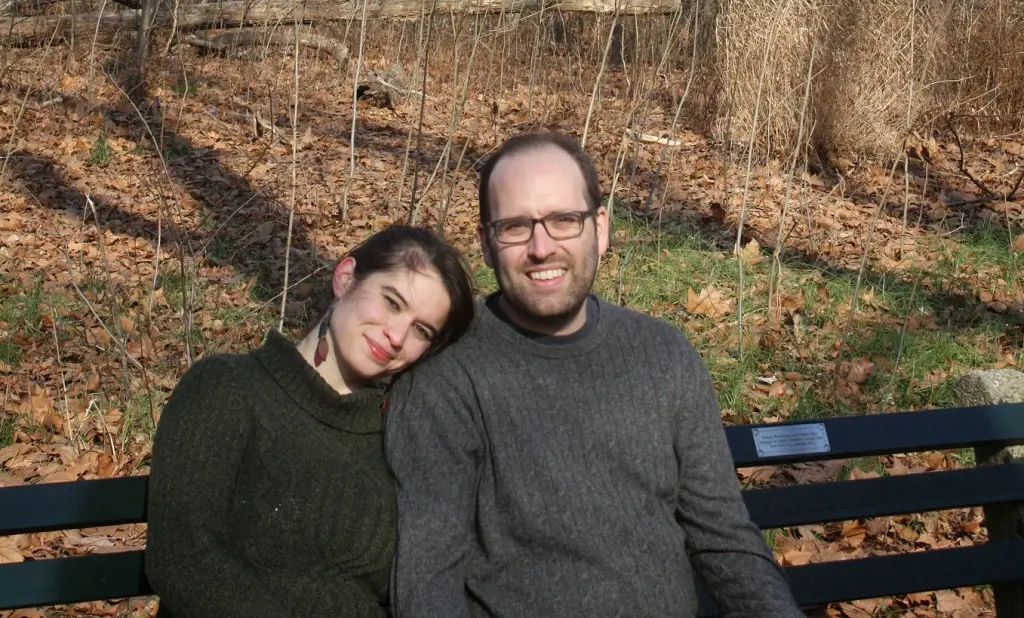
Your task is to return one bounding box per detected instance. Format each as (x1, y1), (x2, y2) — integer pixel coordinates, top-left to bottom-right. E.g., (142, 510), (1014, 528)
(487, 210), (594, 245)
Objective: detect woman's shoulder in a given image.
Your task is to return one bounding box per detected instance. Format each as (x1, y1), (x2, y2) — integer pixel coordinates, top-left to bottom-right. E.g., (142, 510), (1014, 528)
(162, 348), (266, 416)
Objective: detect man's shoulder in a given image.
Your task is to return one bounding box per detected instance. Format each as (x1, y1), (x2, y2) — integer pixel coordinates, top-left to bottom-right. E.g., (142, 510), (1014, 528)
(596, 297), (708, 366)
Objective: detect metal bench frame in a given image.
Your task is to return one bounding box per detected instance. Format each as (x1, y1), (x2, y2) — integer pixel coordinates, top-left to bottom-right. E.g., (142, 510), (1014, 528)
(2, 403), (1023, 614)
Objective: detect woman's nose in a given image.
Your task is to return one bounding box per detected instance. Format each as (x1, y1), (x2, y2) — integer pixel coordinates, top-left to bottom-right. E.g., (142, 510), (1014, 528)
(384, 321), (408, 350)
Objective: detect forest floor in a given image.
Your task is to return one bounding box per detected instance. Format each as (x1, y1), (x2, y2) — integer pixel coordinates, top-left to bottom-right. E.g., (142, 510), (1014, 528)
(1, 36), (1022, 618)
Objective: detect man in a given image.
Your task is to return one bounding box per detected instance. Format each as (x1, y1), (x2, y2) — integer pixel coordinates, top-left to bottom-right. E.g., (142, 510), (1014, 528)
(384, 132), (804, 617)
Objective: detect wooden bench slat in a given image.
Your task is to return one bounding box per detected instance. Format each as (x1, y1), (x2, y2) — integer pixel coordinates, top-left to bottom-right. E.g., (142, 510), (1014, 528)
(0, 551), (152, 611)
(727, 403), (1024, 466)
(697, 539), (1024, 616)
(745, 462), (1024, 529)
(0, 476), (148, 536)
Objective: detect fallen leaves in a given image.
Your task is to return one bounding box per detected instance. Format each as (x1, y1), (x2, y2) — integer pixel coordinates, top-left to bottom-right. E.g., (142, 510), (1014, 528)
(0, 538), (25, 564)
(685, 286), (735, 318)
(845, 357), (875, 385)
(736, 238), (764, 266)
(0, 21), (1018, 618)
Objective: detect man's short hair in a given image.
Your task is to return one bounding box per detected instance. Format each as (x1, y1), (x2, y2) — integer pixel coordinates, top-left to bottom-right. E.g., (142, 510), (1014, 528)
(477, 132), (602, 224)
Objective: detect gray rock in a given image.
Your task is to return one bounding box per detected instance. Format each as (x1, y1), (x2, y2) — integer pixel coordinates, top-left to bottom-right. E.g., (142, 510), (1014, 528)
(955, 369), (1024, 406)
(956, 369), (1024, 616)
(955, 369), (1024, 462)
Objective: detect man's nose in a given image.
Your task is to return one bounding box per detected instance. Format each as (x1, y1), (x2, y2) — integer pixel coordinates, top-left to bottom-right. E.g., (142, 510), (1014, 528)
(528, 221), (557, 260)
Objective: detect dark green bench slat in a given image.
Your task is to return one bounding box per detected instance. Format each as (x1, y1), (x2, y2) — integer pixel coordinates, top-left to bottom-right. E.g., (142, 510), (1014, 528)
(697, 540), (1024, 616)
(0, 551), (152, 611)
(745, 462), (1024, 529)
(0, 476), (148, 536)
(727, 403), (1024, 466)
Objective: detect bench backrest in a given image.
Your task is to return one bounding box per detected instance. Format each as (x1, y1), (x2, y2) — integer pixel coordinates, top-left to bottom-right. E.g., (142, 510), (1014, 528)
(2, 403), (1023, 613)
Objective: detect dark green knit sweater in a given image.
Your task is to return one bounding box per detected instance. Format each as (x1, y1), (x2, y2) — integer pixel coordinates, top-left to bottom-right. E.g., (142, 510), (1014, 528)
(146, 329), (394, 618)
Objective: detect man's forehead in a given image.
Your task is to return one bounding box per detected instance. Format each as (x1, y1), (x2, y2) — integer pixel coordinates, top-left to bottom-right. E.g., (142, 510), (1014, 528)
(493, 144), (578, 175)
(488, 147), (585, 204)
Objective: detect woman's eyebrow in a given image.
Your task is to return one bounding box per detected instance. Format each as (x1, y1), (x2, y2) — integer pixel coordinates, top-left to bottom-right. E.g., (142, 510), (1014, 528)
(382, 285), (409, 308)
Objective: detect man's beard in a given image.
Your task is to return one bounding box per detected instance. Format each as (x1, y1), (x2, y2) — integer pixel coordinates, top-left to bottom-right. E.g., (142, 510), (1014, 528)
(491, 247), (598, 331)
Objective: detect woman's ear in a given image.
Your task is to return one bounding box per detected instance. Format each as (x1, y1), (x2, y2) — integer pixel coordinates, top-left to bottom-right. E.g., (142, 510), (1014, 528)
(333, 257), (357, 298)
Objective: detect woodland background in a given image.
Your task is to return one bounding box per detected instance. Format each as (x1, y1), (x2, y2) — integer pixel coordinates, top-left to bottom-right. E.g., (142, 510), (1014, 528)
(0, 0), (1022, 616)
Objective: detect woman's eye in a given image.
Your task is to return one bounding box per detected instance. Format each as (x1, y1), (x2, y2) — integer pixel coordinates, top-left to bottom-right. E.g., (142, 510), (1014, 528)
(385, 296), (400, 310)
(414, 325), (433, 341)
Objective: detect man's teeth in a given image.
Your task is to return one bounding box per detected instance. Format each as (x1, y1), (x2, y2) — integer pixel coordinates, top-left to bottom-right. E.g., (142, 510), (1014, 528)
(529, 269), (566, 281)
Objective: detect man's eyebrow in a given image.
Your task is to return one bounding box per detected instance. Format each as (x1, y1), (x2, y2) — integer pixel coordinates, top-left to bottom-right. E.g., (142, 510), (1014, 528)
(382, 285), (409, 308)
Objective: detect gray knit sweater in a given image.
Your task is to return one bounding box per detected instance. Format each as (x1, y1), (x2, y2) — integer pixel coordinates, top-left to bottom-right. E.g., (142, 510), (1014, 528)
(384, 294), (803, 617)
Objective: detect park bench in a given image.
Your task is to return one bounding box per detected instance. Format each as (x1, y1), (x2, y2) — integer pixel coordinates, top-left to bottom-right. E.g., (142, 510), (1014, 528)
(1, 403), (1023, 615)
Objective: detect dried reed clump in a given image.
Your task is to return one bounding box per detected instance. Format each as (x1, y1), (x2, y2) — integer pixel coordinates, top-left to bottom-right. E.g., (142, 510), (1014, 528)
(714, 0), (833, 158)
(939, 1), (1024, 133)
(714, 0), (1022, 161)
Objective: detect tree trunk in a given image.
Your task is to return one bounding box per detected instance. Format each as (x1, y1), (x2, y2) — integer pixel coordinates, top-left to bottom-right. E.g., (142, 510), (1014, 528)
(137, 0), (155, 68)
(186, 26), (349, 63)
(1, 0), (683, 46)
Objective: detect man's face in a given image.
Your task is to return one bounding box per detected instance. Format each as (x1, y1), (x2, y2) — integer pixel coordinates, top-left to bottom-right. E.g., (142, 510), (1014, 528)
(478, 146), (608, 335)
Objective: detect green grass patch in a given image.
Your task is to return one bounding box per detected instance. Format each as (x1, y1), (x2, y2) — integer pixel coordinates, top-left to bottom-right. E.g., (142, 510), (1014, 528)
(472, 258), (497, 295)
(171, 80), (198, 97)
(88, 130), (112, 167)
(839, 456), (886, 481)
(0, 414), (15, 448)
(601, 213), (1016, 421)
(122, 396), (157, 445)
(0, 341), (22, 369)
(213, 306), (252, 328)
(0, 276), (46, 334)
(925, 223), (1023, 299)
(155, 270), (198, 312)
(460, 212), (1016, 422)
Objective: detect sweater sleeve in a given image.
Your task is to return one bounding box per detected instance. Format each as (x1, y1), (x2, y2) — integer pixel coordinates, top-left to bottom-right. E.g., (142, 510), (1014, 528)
(671, 339), (805, 617)
(146, 356), (379, 618)
(384, 361), (481, 618)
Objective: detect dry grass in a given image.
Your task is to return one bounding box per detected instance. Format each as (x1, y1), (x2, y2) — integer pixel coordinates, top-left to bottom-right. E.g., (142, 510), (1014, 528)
(4, 0), (1018, 162)
(940, 0), (1024, 134)
(715, 0), (1024, 161)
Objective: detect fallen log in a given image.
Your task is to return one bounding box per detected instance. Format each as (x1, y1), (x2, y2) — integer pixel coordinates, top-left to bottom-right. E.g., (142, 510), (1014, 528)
(185, 26), (348, 64)
(0, 0), (683, 46)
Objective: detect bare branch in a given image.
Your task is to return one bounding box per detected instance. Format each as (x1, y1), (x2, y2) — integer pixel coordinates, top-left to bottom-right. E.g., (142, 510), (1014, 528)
(947, 115), (996, 197)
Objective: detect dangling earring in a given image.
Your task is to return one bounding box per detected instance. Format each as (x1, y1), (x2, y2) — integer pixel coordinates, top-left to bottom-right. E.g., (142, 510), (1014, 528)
(313, 301), (335, 368)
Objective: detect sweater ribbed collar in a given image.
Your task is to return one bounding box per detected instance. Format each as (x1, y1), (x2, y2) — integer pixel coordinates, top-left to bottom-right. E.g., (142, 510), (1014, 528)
(252, 329), (385, 434)
(476, 293), (608, 359)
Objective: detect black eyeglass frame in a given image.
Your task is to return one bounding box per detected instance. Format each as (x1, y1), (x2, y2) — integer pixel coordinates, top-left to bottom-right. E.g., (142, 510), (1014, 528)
(485, 210), (596, 246)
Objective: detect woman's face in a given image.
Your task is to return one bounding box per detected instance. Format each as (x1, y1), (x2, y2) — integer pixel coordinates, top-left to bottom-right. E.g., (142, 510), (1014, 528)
(329, 258), (452, 383)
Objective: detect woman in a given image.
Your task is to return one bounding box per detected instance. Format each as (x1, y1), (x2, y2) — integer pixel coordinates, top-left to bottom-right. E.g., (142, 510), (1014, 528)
(145, 225), (475, 617)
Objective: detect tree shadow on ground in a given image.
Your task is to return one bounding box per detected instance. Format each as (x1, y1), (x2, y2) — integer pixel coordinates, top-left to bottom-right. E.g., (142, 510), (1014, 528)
(619, 165), (1023, 360)
(4, 51), (490, 329)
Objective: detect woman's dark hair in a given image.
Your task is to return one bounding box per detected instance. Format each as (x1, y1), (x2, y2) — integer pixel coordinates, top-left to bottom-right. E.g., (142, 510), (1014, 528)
(335, 225), (475, 352)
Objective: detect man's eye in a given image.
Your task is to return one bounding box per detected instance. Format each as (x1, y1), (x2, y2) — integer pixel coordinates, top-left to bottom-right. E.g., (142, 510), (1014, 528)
(500, 221), (529, 234)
